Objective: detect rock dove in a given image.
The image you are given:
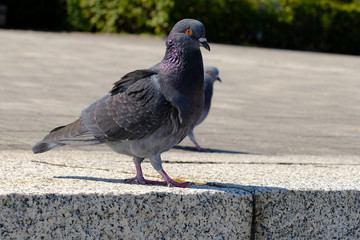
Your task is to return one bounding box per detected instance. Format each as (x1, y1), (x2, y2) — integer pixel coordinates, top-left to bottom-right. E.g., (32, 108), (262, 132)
(32, 19), (210, 188)
(187, 66), (221, 152)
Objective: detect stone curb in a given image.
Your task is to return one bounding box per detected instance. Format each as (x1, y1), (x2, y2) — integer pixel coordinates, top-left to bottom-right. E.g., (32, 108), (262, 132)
(1, 190), (253, 239)
(1, 185), (359, 239)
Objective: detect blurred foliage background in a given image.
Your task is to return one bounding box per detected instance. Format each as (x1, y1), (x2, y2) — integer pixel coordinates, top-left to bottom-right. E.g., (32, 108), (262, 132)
(2, 0), (360, 55)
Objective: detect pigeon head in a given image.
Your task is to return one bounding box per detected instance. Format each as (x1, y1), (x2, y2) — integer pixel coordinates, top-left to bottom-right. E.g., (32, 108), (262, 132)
(168, 19), (210, 51)
(204, 66), (222, 83)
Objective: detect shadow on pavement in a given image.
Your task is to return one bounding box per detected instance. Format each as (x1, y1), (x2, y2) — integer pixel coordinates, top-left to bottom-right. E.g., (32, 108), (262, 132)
(53, 176), (288, 192)
(54, 176), (125, 183)
(172, 145), (260, 155)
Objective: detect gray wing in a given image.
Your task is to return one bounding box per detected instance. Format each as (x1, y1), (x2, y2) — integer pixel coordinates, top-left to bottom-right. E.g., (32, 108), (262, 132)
(80, 70), (178, 141)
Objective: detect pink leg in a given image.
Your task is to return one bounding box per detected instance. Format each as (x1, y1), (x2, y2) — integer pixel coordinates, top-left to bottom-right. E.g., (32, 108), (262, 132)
(188, 131), (210, 152)
(125, 157), (167, 186)
(158, 170), (193, 188)
(193, 141), (210, 152)
(125, 157), (193, 188)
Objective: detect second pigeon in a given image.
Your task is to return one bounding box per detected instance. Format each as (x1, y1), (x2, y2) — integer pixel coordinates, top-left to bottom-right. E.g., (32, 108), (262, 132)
(187, 66), (221, 152)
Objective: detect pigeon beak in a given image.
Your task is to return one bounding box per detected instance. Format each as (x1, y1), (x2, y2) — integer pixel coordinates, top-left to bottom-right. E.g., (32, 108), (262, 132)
(216, 77), (222, 82)
(199, 38), (210, 51)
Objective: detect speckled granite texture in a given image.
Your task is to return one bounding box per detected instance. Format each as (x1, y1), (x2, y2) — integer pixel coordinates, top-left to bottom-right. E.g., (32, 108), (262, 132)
(1, 151), (360, 239)
(0, 191), (252, 239)
(252, 190), (360, 239)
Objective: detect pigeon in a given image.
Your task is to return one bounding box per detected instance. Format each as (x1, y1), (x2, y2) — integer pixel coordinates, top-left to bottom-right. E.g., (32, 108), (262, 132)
(32, 18), (210, 188)
(187, 66), (221, 152)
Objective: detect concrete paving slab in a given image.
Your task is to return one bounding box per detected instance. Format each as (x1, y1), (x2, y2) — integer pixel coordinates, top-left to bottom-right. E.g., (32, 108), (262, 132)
(1, 29), (360, 155)
(1, 29), (360, 239)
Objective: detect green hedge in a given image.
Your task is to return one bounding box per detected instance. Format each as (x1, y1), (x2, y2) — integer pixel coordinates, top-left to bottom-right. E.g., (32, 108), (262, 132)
(3, 0), (360, 54)
(64, 0), (360, 54)
(257, 0), (360, 54)
(65, 0), (174, 34)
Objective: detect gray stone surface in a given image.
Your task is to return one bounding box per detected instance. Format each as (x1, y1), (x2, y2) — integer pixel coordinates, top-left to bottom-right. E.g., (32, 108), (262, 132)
(252, 190), (360, 239)
(1, 192), (252, 239)
(0, 150), (253, 239)
(1, 29), (360, 239)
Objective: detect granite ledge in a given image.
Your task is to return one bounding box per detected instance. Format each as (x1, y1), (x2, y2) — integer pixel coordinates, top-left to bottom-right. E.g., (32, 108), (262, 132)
(0, 189), (253, 239)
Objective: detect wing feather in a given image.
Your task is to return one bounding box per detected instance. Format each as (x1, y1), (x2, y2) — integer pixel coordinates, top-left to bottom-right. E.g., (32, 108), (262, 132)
(80, 70), (177, 141)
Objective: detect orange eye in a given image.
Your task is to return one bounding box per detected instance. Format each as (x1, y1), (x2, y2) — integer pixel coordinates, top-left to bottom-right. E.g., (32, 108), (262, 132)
(207, 71), (212, 75)
(185, 28), (192, 35)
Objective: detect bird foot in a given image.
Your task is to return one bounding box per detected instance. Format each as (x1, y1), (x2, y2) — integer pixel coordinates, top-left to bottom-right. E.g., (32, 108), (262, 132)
(126, 158), (193, 188)
(166, 179), (193, 188)
(190, 141), (211, 152)
(125, 176), (167, 186)
(158, 170), (193, 188)
(125, 176), (192, 187)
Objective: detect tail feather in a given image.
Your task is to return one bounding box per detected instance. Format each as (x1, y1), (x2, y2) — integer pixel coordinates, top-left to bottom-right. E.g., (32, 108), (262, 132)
(32, 142), (63, 154)
(50, 125), (66, 133)
(33, 119), (105, 154)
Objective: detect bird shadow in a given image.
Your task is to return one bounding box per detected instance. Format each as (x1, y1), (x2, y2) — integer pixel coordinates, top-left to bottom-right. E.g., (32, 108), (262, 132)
(53, 176), (287, 193)
(172, 145), (259, 155)
(54, 176), (124, 184)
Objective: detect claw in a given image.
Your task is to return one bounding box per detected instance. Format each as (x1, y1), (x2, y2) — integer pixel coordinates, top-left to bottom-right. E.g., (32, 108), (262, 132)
(167, 180), (193, 188)
(158, 170), (193, 188)
(125, 173), (192, 188)
(125, 157), (167, 186)
(125, 176), (167, 186)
